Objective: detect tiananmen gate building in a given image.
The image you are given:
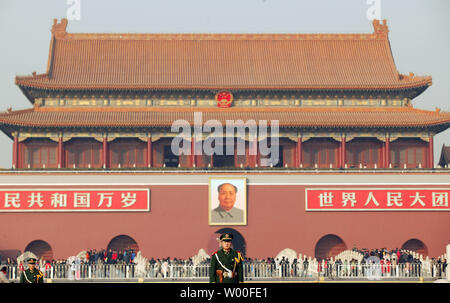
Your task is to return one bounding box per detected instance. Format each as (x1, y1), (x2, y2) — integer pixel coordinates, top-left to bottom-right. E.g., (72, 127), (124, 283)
(0, 19), (449, 262)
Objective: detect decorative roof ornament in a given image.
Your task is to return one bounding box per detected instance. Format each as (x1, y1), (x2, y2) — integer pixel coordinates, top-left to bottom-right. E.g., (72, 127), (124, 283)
(372, 19), (389, 38)
(51, 18), (68, 39)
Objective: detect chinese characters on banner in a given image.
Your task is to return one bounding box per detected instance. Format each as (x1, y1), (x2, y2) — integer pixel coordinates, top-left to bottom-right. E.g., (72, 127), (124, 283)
(306, 188), (450, 211)
(0, 188), (150, 212)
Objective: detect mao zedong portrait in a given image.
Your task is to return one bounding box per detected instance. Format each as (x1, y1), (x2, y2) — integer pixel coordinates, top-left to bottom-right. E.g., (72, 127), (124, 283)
(210, 183), (244, 224)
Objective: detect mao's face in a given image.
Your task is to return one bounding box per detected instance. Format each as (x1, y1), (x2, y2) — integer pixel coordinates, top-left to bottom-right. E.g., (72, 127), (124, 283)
(218, 184), (236, 211)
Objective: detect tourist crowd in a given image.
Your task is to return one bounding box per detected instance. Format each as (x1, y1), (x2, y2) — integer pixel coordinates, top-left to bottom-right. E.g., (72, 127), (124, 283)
(242, 248), (447, 278)
(85, 248), (137, 265)
(0, 247), (447, 280)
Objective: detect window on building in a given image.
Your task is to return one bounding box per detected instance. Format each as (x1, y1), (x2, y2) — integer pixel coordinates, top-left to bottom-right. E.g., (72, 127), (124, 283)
(163, 145), (179, 167)
(22, 138), (58, 169)
(66, 138), (102, 168)
(212, 143), (235, 168)
(302, 138), (338, 168)
(110, 138), (146, 168)
(390, 138), (426, 168)
(346, 138), (381, 168)
(259, 138), (284, 167)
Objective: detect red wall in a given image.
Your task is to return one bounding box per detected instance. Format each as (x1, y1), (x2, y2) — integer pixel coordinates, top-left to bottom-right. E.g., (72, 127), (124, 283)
(1, 184), (449, 260)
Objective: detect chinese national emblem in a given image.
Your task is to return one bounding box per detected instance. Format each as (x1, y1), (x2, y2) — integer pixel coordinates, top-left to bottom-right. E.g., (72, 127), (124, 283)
(215, 91), (233, 108)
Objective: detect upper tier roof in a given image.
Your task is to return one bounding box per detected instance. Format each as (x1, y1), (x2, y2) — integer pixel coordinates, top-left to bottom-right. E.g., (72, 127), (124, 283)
(15, 19), (431, 96)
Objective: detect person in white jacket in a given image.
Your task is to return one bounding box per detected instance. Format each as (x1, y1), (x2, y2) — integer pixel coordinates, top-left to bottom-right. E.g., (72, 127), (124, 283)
(161, 260), (169, 278)
(0, 266), (9, 283)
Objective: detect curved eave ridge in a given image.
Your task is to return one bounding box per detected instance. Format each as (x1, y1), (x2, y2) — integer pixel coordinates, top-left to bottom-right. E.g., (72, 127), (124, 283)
(0, 107), (449, 130)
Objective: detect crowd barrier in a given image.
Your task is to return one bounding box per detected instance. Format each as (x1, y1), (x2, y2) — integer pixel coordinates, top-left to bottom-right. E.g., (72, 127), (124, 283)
(4, 262), (446, 281)
(244, 263), (446, 280)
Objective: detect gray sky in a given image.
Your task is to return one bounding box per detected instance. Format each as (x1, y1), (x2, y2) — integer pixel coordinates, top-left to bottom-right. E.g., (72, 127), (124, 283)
(0, 0), (449, 168)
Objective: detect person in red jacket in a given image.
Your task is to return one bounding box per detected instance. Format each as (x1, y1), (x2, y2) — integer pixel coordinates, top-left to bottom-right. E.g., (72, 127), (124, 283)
(386, 259), (391, 276)
(44, 261), (52, 278)
(112, 251), (118, 264)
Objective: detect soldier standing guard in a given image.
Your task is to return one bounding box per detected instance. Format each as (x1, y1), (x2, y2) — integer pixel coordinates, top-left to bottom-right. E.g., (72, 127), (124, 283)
(20, 258), (44, 283)
(209, 233), (244, 283)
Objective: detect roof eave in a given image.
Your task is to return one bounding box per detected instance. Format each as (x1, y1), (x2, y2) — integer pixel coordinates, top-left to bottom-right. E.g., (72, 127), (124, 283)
(1, 120), (449, 131)
(13, 81), (433, 94)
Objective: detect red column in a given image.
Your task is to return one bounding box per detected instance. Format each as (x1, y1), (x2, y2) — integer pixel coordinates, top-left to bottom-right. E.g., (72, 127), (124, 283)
(102, 138), (108, 169)
(428, 135), (434, 168)
(256, 144), (260, 167)
(12, 135), (18, 169)
(385, 135), (390, 168)
(296, 137), (302, 167)
(146, 137), (152, 167)
(337, 141), (341, 168)
(339, 136), (346, 168)
(252, 137), (258, 167)
(234, 142), (238, 168)
(342, 138), (346, 168)
(58, 137), (63, 168)
(191, 136), (196, 167)
(245, 141), (249, 167)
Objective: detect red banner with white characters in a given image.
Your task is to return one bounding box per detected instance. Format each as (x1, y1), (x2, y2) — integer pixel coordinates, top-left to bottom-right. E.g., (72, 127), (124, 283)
(0, 188), (150, 212)
(306, 188), (450, 211)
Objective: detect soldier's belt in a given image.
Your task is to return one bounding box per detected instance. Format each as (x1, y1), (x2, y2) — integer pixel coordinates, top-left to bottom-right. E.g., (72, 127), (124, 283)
(215, 254), (235, 276)
(223, 271), (235, 278)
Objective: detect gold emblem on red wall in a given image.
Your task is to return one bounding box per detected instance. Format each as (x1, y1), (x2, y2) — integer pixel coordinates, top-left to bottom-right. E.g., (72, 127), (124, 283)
(215, 91), (233, 108)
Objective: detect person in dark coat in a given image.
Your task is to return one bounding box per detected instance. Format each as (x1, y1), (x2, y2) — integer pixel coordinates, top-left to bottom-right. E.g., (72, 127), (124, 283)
(209, 233), (244, 283)
(20, 258), (43, 283)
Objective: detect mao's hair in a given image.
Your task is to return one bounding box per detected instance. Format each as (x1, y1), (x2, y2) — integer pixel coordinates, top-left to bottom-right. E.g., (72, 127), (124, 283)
(217, 183), (238, 194)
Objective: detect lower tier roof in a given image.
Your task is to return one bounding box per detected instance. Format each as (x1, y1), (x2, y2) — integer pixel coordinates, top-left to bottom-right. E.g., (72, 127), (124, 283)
(0, 106), (449, 133)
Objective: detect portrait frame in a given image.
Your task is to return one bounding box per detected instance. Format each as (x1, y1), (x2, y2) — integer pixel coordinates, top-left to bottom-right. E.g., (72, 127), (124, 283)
(208, 177), (247, 226)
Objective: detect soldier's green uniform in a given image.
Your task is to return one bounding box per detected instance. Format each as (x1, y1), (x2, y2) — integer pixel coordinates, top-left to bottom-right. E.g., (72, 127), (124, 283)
(20, 258), (44, 283)
(209, 233), (244, 283)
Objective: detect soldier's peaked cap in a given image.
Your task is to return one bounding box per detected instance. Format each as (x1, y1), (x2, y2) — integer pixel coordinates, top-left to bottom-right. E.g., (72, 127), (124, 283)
(27, 258), (37, 264)
(220, 233), (233, 241)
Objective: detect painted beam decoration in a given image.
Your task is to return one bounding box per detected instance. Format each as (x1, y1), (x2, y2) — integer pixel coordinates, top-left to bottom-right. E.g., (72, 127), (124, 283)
(0, 187), (150, 212)
(306, 187), (450, 211)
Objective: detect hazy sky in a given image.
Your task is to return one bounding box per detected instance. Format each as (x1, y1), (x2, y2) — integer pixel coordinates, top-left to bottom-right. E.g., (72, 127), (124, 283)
(0, 0), (449, 168)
